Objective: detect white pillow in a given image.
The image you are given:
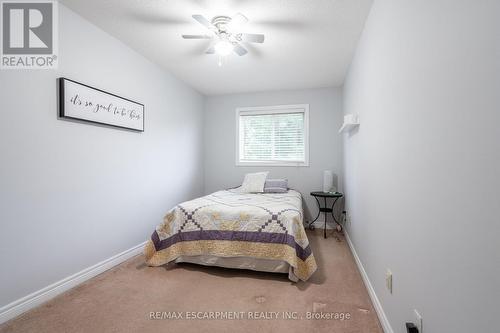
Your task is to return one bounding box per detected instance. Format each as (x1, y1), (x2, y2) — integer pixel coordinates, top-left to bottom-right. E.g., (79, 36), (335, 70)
(240, 172), (269, 193)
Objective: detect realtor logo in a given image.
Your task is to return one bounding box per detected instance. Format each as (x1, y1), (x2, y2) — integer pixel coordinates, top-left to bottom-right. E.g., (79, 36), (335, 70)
(1, 0), (58, 69)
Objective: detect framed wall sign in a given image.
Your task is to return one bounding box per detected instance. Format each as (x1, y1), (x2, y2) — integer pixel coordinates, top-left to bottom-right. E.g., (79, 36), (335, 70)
(59, 78), (144, 131)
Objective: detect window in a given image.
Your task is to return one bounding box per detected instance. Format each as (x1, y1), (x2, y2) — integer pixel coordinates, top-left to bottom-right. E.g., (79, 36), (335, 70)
(236, 104), (309, 166)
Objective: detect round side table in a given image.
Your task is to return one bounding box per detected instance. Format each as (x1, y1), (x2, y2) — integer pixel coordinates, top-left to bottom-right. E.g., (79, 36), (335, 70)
(307, 191), (344, 238)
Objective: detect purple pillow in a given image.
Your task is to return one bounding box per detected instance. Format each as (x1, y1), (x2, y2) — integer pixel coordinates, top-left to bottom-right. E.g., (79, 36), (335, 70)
(264, 179), (288, 193)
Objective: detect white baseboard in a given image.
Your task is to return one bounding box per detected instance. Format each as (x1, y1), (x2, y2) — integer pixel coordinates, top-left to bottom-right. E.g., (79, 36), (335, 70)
(344, 231), (394, 333)
(0, 241), (147, 324)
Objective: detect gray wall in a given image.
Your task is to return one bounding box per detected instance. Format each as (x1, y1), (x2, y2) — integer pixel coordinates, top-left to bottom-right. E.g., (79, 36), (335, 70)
(342, 1), (500, 332)
(204, 88), (343, 221)
(0, 4), (204, 307)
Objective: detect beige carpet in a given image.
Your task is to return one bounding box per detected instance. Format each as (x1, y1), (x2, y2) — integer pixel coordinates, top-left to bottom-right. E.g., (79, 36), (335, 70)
(0, 230), (383, 333)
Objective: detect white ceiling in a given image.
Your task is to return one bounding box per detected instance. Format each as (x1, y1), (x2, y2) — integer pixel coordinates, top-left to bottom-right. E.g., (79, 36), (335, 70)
(60, 0), (373, 95)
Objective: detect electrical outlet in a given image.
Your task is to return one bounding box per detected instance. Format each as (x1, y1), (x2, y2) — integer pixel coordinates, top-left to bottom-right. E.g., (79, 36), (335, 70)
(385, 270), (392, 294)
(343, 211), (350, 226)
(413, 309), (423, 333)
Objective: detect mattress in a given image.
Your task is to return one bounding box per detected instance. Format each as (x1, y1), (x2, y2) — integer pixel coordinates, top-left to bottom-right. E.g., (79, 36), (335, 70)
(144, 189), (317, 281)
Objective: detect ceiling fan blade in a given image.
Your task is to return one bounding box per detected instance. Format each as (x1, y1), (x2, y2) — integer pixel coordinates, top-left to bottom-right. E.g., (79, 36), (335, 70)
(227, 13), (248, 31)
(233, 43), (248, 56)
(240, 33), (265, 43)
(182, 34), (212, 39)
(192, 14), (216, 30)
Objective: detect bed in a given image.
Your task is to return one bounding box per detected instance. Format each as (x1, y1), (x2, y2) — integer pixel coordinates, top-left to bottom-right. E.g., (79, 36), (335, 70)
(144, 189), (317, 281)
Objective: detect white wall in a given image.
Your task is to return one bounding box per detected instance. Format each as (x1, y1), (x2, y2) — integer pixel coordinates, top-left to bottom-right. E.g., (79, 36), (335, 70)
(204, 88), (343, 221)
(342, 1), (500, 332)
(0, 4), (204, 308)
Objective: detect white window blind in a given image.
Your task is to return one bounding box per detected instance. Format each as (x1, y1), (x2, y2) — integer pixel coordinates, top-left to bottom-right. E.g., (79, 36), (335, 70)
(236, 105), (309, 166)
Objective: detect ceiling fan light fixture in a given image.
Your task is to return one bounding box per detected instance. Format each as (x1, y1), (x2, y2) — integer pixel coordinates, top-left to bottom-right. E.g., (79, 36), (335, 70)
(214, 40), (233, 56)
(182, 13), (263, 64)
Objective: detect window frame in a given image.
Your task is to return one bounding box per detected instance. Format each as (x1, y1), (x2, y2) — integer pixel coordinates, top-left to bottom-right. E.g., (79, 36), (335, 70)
(235, 104), (310, 167)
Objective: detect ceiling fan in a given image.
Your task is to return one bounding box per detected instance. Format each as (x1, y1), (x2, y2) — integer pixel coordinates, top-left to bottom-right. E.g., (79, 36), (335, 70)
(182, 13), (265, 65)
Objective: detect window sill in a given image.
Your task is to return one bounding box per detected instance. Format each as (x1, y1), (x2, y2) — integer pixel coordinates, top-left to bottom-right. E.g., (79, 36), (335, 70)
(236, 161), (309, 167)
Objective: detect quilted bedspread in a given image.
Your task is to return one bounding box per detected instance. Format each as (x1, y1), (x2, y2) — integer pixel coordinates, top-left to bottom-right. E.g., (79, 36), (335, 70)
(144, 189), (317, 281)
